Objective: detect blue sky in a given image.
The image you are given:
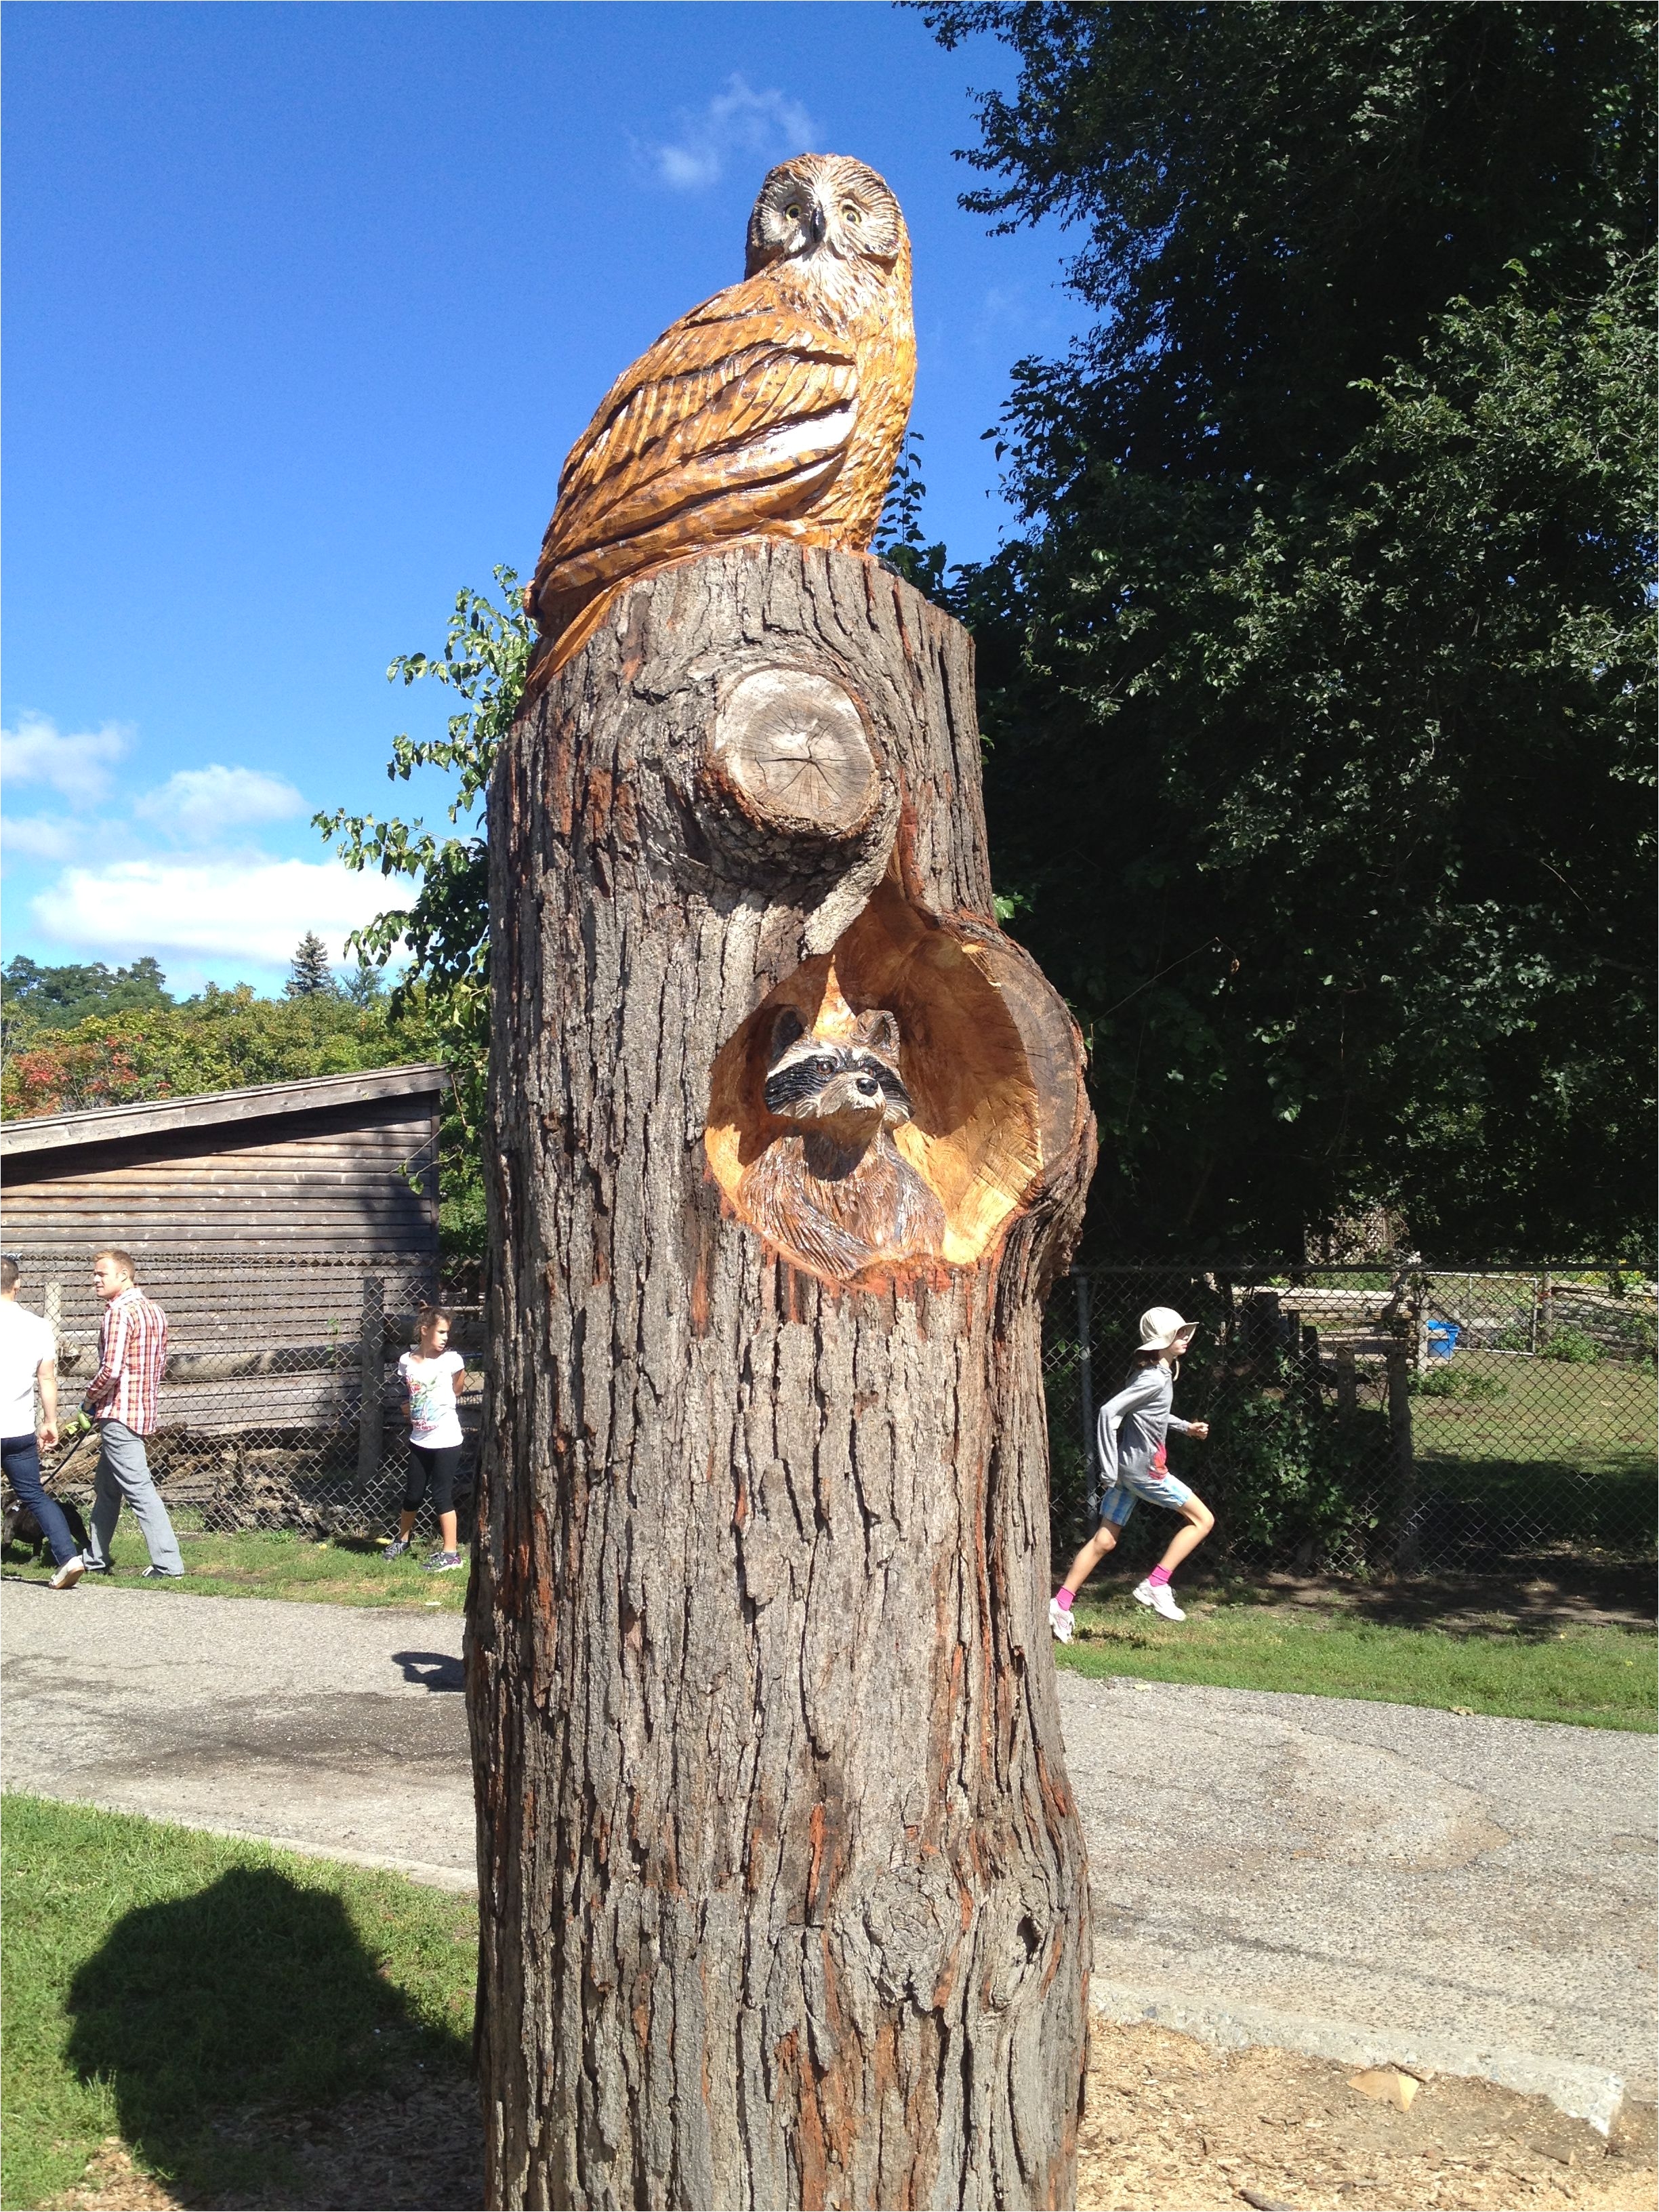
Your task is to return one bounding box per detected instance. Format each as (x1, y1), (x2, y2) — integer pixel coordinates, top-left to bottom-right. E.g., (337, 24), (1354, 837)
(2, 2), (1084, 994)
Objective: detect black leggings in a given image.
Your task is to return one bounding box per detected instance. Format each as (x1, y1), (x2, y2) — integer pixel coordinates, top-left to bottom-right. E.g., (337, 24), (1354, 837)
(403, 1442), (463, 1515)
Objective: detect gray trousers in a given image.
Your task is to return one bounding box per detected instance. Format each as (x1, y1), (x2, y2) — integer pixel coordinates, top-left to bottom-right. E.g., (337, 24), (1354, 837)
(89, 1420), (183, 1575)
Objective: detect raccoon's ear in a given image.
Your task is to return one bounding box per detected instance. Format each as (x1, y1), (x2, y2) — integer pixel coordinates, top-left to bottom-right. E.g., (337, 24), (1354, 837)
(860, 1008), (901, 1061)
(766, 1006), (806, 1066)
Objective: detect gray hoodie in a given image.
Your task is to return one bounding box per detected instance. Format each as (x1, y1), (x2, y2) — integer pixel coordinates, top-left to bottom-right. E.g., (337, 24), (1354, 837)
(1096, 1359), (1195, 1489)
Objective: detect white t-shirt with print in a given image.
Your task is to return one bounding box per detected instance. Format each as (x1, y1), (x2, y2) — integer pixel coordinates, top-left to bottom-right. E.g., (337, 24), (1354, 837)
(398, 1348), (465, 1449)
(0, 1300), (56, 1439)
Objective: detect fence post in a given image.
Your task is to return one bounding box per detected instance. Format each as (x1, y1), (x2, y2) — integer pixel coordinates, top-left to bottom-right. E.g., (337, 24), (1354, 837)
(1336, 1340), (1356, 1417)
(1300, 1322), (1322, 1412)
(1386, 1344), (1418, 1574)
(43, 1281), (63, 1432)
(1412, 1269), (1431, 1374)
(356, 1275), (384, 1495)
(1075, 1272), (1096, 1517)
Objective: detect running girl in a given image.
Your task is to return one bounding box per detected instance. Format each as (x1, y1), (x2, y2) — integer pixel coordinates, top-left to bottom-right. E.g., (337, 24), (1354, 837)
(386, 1306), (467, 1573)
(1050, 1306), (1214, 1636)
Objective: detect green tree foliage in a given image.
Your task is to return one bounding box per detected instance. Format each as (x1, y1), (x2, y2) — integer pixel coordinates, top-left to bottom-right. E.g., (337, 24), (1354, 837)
(1, 956), (171, 1047)
(874, 431), (951, 603)
(343, 956), (387, 1008)
(925, 1), (1655, 1260)
(314, 569), (534, 1261)
(283, 932), (339, 999)
(0, 988), (411, 1118)
(1, 987), (479, 1254)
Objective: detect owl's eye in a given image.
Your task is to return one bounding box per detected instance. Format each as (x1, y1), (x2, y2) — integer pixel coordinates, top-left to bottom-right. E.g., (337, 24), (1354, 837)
(843, 205), (863, 224)
(784, 203), (802, 220)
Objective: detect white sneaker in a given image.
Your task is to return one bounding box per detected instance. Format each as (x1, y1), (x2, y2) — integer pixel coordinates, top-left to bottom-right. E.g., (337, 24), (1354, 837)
(1048, 1595), (1074, 1644)
(1132, 1578), (1185, 1623)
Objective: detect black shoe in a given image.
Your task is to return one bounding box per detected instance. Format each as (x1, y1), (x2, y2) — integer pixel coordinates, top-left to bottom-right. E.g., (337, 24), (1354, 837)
(140, 1565), (183, 1580)
(81, 1556), (112, 1576)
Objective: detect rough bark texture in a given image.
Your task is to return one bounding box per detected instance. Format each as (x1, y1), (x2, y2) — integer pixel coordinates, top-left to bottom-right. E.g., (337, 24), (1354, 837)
(472, 543), (1096, 2211)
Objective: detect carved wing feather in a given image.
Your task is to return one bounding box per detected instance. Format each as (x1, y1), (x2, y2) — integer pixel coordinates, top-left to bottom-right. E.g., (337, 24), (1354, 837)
(536, 301), (859, 597)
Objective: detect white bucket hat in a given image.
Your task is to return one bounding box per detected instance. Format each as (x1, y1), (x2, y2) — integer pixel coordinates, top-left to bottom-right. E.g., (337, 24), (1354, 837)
(1137, 1306), (1195, 1351)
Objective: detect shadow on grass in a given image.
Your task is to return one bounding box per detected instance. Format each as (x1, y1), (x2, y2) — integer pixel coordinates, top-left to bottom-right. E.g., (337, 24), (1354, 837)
(64, 1865), (471, 2205)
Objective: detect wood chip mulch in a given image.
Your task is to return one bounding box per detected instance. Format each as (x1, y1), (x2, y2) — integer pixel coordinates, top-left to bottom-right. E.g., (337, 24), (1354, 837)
(1076, 2020), (1658, 2211)
(43, 2021), (1658, 2211)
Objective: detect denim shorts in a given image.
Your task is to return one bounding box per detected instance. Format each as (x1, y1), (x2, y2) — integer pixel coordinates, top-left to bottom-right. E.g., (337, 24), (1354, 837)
(1099, 1458), (1195, 1528)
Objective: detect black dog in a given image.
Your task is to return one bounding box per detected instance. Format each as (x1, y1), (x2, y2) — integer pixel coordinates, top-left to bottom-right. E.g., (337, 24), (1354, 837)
(1, 1486), (91, 1564)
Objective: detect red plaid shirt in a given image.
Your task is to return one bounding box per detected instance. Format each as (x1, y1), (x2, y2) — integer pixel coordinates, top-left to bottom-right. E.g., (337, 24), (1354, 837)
(87, 1287), (169, 1435)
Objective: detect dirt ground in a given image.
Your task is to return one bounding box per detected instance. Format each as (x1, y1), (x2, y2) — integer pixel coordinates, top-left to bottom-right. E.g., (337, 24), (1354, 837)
(1076, 2020), (1658, 2212)
(1233, 1561), (1655, 1634)
(43, 2021), (1659, 2211)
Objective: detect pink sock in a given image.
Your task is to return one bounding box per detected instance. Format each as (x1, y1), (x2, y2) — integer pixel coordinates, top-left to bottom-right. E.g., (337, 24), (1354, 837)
(1054, 1588), (1074, 1612)
(1147, 1565), (1172, 1589)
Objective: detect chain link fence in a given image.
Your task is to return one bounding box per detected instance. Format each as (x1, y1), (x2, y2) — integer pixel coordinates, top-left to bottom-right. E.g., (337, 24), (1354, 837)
(7, 1247), (1652, 1582)
(1045, 1263), (1657, 1578)
(6, 1253), (480, 1543)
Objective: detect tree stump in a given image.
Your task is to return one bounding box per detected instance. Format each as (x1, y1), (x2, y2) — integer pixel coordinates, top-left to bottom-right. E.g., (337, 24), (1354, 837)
(472, 542), (1097, 2210)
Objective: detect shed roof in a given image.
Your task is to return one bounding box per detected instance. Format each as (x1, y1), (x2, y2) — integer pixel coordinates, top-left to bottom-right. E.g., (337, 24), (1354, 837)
(0, 1063), (449, 1160)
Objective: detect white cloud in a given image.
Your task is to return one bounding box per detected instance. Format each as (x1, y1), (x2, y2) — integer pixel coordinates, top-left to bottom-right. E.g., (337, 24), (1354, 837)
(647, 75), (816, 192)
(31, 857), (401, 968)
(1, 713), (131, 805)
(132, 764), (306, 842)
(1, 813), (84, 863)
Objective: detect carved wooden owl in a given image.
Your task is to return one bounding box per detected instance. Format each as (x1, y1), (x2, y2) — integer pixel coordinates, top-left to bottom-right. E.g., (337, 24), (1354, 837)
(525, 154), (915, 682)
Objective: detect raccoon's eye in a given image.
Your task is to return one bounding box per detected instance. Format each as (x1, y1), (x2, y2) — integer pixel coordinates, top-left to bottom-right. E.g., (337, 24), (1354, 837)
(810, 1057), (838, 1076)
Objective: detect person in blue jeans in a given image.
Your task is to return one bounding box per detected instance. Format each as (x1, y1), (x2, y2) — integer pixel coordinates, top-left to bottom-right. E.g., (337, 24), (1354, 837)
(0, 1256), (83, 1589)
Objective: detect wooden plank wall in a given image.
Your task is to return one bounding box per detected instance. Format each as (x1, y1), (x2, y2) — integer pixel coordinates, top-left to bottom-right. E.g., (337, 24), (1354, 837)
(3, 1092), (443, 1387)
(3, 1094), (439, 1263)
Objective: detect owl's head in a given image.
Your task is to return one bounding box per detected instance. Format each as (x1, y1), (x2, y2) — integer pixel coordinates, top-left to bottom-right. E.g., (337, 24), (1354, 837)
(745, 155), (907, 278)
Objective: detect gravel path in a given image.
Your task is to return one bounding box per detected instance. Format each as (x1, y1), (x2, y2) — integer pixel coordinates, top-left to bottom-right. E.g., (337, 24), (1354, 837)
(1056, 1669), (1656, 2114)
(4, 1582), (1652, 2114)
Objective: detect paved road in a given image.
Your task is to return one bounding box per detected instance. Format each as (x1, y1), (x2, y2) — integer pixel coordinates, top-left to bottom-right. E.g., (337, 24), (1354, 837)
(1057, 1670), (1655, 2116)
(1, 1584), (476, 1889)
(4, 1585), (1652, 2112)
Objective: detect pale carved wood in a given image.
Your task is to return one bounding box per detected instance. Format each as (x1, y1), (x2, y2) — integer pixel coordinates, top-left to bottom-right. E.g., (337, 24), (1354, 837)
(523, 157), (916, 693)
(472, 541), (1096, 2210)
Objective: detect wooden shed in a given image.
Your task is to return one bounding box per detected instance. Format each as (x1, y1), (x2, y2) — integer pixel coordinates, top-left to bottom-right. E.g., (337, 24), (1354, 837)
(0, 1068), (449, 1452)
(0, 1065), (446, 1267)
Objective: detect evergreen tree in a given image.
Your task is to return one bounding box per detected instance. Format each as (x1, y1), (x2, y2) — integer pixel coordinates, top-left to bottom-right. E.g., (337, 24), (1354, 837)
(343, 956), (386, 1008)
(284, 932), (338, 999)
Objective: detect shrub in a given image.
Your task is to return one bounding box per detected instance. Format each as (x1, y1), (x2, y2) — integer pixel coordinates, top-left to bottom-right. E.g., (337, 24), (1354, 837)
(1410, 1366), (1507, 1401)
(1542, 1327), (1603, 1364)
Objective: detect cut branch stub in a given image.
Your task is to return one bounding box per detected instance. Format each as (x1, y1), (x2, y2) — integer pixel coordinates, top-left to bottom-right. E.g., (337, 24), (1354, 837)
(708, 666), (880, 842)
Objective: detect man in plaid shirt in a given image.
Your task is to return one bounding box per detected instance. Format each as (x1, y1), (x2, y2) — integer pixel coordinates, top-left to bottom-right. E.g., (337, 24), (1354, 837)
(82, 1250), (183, 1578)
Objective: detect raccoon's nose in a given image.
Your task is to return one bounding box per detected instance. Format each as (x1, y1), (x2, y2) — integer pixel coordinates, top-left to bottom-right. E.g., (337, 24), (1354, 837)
(855, 1074), (880, 1100)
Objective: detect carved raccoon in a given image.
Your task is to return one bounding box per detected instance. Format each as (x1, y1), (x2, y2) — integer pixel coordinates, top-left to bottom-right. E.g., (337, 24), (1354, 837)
(739, 1004), (947, 1279)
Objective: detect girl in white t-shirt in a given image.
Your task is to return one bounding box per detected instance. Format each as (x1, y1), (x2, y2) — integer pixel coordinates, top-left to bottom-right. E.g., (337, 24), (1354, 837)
(386, 1307), (468, 1572)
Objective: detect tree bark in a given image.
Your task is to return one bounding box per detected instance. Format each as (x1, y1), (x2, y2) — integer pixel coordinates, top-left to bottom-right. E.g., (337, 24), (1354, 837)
(471, 543), (1096, 2211)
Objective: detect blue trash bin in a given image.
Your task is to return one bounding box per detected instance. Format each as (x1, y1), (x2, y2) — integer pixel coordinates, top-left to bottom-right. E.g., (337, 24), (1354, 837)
(1425, 1319), (1459, 1361)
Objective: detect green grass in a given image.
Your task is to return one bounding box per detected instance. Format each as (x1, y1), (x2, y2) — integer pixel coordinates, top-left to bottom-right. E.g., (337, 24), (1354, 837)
(0, 1796), (475, 2211)
(2, 1528), (468, 1612)
(1408, 1349), (1655, 1477)
(1057, 1589), (1657, 1730)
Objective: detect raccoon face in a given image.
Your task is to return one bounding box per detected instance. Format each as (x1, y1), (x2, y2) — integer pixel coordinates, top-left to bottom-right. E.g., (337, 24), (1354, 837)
(762, 1004), (914, 1128)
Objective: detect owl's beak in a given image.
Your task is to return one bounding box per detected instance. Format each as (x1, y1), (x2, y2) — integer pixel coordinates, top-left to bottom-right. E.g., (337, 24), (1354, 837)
(807, 200), (826, 246)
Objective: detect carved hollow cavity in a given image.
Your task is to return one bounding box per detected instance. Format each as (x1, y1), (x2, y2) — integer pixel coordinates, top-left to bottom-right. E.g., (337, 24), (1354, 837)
(705, 874), (1067, 1281)
(706, 667), (880, 842)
